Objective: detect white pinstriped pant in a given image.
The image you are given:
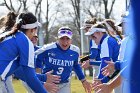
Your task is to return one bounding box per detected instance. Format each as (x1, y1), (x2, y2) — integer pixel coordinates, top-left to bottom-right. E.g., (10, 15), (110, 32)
(0, 76), (15, 93)
(57, 82), (71, 93)
(22, 80), (71, 93)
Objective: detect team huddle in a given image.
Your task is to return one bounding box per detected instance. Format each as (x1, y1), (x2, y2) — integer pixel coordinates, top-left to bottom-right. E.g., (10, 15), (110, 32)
(0, 8), (133, 93)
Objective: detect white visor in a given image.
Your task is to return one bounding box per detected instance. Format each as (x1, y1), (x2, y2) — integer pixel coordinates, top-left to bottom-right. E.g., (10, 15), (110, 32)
(85, 27), (106, 36)
(21, 21), (41, 29)
(58, 30), (73, 39)
(58, 34), (72, 39)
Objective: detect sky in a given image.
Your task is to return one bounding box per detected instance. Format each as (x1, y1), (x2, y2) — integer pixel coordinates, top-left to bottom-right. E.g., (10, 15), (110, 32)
(113, 0), (126, 21)
(0, 0), (125, 16)
(0, 0), (126, 23)
(0, 0), (127, 46)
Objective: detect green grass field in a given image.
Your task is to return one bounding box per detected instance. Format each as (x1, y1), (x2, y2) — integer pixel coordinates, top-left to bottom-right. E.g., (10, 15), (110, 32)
(13, 76), (93, 93)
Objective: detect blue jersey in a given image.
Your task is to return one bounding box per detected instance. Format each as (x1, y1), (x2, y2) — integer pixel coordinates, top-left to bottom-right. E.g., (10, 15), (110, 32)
(97, 34), (120, 83)
(89, 39), (100, 61)
(0, 32), (34, 79)
(14, 45), (46, 80)
(34, 45), (41, 51)
(34, 45), (43, 69)
(36, 42), (85, 83)
(0, 32), (47, 93)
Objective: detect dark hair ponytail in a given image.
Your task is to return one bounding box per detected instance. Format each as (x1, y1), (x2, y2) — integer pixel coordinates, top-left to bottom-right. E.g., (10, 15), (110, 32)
(103, 19), (123, 40)
(0, 12), (37, 42)
(0, 19), (23, 42)
(85, 17), (97, 25)
(107, 20), (123, 40)
(4, 11), (18, 31)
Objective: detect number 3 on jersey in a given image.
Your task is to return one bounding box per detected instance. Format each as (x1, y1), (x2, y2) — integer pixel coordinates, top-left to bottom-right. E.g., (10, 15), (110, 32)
(57, 67), (64, 75)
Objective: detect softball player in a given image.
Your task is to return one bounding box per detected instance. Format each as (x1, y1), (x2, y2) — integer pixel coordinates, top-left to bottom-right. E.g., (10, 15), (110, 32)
(92, 10), (136, 93)
(13, 34), (60, 93)
(102, 19), (124, 93)
(85, 23), (120, 87)
(35, 27), (92, 93)
(80, 18), (100, 79)
(0, 11), (18, 93)
(0, 12), (48, 93)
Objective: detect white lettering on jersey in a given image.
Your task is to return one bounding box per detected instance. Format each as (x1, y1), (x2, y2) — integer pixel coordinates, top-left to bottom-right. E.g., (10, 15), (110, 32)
(49, 57), (74, 66)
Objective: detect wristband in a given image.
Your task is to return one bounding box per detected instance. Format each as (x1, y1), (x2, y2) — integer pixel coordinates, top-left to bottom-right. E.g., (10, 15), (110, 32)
(81, 79), (86, 83)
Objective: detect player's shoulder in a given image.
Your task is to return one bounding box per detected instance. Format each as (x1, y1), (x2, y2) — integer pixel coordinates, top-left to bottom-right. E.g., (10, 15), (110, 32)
(15, 31), (28, 41)
(15, 31), (25, 37)
(43, 42), (57, 49)
(35, 42), (57, 55)
(108, 36), (120, 46)
(103, 35), (118, 45)
(70, 44), (80, 54)
(15, 32), (33, 46)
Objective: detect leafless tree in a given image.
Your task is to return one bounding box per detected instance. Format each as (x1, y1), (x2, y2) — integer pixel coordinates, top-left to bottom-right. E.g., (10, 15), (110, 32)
(69, 0), (81, 34)
(102, 0), (116, 18)
(83, 0), (116, 19)
(1, 0), (28, 13)
(43, 0), (60, 43)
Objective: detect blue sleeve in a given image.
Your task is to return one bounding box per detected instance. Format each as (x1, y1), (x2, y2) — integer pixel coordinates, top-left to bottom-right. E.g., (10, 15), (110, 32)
(98, 57), (111, 81)
(89, 61), (101, 66)
(14, 66), (26, 81)
(36, 74), (47, 82)
(14, 67), (47, 82)
(14, 66), (27, 81)
(16, 32), (34, 68)
(73, 63), (85, 80)
(22, 66), (47, 93)
(35, 48), (48, 68)
(115, 62), (121, 70)
(90, 48), (98, 59)
(100, 58), (111, 83)
(89, 39), (92, 48)
(101, 76), (110, 83)
(34, 46), (43, 69)
(35, 55), (43, 69)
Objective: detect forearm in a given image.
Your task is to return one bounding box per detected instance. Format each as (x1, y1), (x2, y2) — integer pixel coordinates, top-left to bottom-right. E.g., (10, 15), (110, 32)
(89, 60), (101, 66)
(115, 62), (121, 70)
(109, 75), (122, 89)
(98, 57), (111, 80)
(73, 64), (85, 80)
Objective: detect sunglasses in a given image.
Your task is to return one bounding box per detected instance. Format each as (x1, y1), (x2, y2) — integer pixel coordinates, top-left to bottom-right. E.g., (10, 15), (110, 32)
(59, 30), (73, 35)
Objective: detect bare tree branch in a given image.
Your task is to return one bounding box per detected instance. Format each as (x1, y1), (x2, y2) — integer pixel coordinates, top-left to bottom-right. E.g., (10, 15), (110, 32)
(22, 0), (28, 11)
(70, 0), (80, 34)
(10, 0), (15, 11)
(109, 0), (116, 16)
(49, 11), (59, 32)
(3, 0), (11, 11)
(87, 9), (94, 18)
(102, 0), (116, 18)
(35, 0), (42, 15)
(17, 1), (22, 13)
